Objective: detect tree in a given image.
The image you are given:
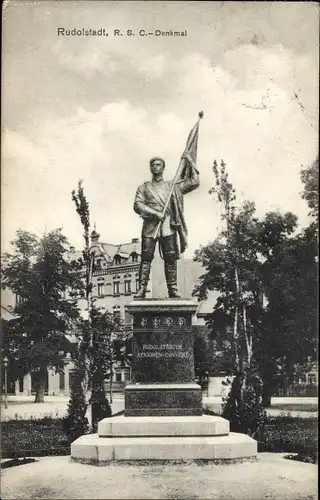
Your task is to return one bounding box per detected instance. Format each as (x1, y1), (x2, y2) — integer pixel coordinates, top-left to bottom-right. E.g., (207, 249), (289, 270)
(259, 231), (317, 399)
(257, 158), (318, 402)
(194, 159), (317, 411)
(68, 180), (130, 432)
(2, 229), (82, 402)
(301, 157), (319, 223)
(194, 161), (266, 434)
(89, 305), (129, 430)
(256, 159), (318, 401)
(193, 333), (210, 386)
(193, 160), (301, 433)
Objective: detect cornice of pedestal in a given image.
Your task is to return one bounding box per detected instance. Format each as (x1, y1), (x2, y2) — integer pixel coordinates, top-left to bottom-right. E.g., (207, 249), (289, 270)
(126, 298), (198, 314)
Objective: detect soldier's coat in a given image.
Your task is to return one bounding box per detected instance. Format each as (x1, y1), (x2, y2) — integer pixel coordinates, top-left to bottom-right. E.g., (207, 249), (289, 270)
(134, 163), (199, 254)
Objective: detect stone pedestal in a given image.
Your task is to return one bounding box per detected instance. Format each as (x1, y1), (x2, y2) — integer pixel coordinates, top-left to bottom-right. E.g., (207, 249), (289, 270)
(71, 298), (257, 463)
(125, 299), (202, 416)
(72, 416), (257, 461)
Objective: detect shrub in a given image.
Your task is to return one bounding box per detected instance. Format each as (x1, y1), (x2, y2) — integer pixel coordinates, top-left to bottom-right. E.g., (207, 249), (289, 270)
(221, 371), (268, 439)
(62, 371), (89, 441)
(205, 406), (318, 463)
(1, 418), (71, 458)
(257, 415), (318, 460)
(91, 384), (112, 433)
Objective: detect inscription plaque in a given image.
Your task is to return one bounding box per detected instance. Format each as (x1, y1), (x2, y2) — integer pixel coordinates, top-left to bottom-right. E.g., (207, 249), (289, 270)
(132, 328), (195, 383)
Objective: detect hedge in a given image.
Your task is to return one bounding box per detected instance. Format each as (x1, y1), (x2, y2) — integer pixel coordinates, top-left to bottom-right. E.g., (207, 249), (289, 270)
(1, 418), (72, 458)
(257, 415), (318, 462)
(2, 414), (318, 463)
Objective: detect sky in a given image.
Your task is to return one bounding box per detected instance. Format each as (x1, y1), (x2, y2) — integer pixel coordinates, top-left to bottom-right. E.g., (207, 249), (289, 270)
(2, 1), (319, 258)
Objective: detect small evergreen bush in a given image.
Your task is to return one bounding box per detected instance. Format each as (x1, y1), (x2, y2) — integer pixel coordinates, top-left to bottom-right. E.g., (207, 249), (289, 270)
(62, 371), (89, 441)
(221, 371), (268, 439)
(91, 383), (112, 433)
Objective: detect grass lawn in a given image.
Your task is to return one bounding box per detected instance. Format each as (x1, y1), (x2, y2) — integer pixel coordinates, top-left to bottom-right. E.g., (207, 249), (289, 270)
(270, 404), (318, 412)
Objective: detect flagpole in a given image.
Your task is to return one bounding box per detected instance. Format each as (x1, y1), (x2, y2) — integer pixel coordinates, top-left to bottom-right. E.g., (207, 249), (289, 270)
(152, 111), (204, 240)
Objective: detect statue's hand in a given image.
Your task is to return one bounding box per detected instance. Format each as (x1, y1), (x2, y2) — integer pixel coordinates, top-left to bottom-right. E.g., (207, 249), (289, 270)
(182, 153), (195, 167)
(155, 211), (165, 221)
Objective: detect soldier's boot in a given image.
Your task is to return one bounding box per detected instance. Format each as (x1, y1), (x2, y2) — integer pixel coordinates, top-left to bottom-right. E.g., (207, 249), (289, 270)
(134, 261), (151, 299)
(165, 261), (181, 299)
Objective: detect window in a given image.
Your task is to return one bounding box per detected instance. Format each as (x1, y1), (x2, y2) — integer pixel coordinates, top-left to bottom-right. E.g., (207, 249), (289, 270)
(298, 375), (307, 385)
(124, 280), (131, 295)
(59, 371), (65, 391)
(124, 310), (132, 326)
(97, 283), (104, 296)
(115, 372), (122, 382)
(131, 253), (138, 263)
(69, 371), (76, 391)
(114, 255), (121, 265)
(114, 310), (121, 322)
(123, 368), (131, 381)
(113, 307), (121, 323)
(113, 281), (120, 296)
(308, 374), (316, 385)
(95, 258), (102, 270)
(135, 278), (140, 292)
(15, 294), (23, 305)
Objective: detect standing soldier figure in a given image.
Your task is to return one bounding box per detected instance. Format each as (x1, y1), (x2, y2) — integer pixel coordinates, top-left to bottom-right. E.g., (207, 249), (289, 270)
(133, 152), (200, 299)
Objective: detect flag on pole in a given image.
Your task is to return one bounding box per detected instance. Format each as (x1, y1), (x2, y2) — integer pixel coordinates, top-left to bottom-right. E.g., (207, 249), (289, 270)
(152, 111), (204, 240)
(179, 110), (203, 179)
(184, 110), (203, 164)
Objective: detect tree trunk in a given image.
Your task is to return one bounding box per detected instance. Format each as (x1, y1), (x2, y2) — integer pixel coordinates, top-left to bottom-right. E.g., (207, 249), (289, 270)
(33, 369), (47, 403)
(233, 306), (240, 371)
(109, 344), (113, 404)
(262, 384), (272, 408)
(109, 371), (113, 405)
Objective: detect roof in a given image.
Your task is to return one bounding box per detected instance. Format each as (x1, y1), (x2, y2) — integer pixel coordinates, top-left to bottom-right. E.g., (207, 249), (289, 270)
(66, 239), (141, 267)
(115, 241), (141, 255)
(100, 243), (119, 261)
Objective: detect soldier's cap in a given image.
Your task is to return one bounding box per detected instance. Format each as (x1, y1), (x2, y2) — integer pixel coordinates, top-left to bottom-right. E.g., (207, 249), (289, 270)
(149, 156), (165, 168)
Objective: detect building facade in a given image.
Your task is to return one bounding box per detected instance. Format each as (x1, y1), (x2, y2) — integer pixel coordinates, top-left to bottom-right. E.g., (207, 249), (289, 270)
(1, 229), (212, 396)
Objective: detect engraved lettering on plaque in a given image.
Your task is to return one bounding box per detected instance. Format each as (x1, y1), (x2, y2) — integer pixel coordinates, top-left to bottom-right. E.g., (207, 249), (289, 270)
(177, 317), (186, 327)
(152, 317), (161, 328)
(140, 317), (147, 327)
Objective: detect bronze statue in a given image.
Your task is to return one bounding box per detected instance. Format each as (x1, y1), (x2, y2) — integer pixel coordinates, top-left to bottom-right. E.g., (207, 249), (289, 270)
(133, 152), (200, 299)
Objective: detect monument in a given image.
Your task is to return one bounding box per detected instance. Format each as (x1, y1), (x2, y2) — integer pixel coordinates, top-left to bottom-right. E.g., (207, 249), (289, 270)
(71, 113), (257, 462)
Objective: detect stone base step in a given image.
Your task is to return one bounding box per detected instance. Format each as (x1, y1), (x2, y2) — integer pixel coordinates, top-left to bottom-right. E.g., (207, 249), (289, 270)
(71, 432), (257, 463)
(98, 415), (229, 437)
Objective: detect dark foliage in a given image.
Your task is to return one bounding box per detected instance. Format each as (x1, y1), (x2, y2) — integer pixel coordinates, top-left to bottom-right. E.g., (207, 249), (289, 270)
(91, 384), (112, 433)
(62, 370), (89, 441)
(221, 371), (268, 438)
(204, 407), (317, 464)
(1, 418), (72, 458)
(257, 415), (318, 463)
(1, 229), (82, 402)
(1, 458), (38, 468)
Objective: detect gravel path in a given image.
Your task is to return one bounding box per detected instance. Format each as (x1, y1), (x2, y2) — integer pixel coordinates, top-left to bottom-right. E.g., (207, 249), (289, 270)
(2, 396), (317, 422)
(1, 399), (125, 422)
(1, 453), (317, 499)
